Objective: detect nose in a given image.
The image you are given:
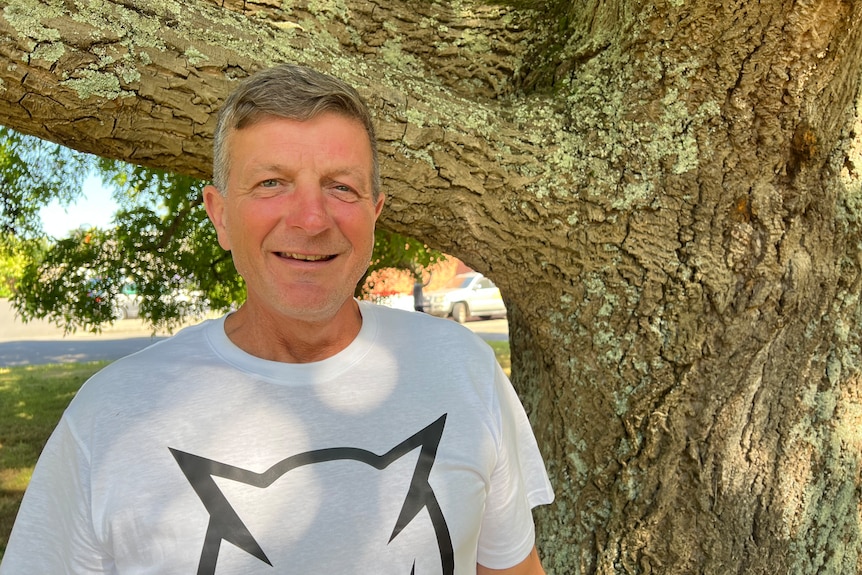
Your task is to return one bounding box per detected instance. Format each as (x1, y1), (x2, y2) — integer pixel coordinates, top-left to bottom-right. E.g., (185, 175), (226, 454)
(283, 180), (332, 235)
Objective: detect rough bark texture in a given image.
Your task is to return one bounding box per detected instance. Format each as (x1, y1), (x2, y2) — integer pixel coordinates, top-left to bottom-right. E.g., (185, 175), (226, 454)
(2, 0), (862, 573)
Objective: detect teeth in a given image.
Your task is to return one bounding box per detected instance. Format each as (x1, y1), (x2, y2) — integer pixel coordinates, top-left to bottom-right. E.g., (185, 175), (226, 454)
(282, 252), (330, 262)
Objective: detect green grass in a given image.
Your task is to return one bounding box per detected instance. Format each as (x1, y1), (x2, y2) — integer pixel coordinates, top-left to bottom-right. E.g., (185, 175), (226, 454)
(0, 361), (107, 558)
(486, 340), (511, 375)
(0, 341), (511, 560)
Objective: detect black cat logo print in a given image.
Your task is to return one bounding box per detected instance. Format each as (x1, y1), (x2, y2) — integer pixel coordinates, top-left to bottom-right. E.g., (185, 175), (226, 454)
(170, 414), (453, 574)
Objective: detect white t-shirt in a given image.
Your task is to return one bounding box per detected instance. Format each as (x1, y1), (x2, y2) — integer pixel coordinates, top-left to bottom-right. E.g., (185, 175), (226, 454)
(1, 303), (553, 574)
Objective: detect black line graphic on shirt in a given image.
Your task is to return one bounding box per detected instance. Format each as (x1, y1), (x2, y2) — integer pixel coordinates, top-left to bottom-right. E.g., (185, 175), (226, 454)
(169, 414), (452, 575)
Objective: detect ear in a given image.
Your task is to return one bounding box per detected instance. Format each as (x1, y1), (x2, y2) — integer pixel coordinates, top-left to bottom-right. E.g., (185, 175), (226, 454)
(203, 184), (231, 251)
(373, 191), (385, 221)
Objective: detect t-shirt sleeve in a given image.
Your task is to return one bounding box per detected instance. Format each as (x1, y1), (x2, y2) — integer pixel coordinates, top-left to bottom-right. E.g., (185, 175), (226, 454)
(476, 365), (554, 570)
(0, 416), (112, 574)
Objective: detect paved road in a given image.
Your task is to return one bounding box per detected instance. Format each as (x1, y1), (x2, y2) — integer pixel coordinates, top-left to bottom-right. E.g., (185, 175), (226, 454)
(0, 299), (178, 367)
(0, 336), (169, 367)
(463, 317), (509, 341)
(0, 299), (508, 367)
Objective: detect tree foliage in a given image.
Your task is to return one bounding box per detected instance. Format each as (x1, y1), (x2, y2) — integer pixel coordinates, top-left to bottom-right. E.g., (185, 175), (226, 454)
(0, 127), (92, 237)
(0, 233), (36, 298)
(0, 128), (442, 332)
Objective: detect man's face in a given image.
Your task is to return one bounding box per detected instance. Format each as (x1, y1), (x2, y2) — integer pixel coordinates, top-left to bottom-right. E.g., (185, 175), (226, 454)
(204, 113), (384, 324)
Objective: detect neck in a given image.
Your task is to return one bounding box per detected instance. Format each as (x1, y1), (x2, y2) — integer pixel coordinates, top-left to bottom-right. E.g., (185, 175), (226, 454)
(223, 300), (362, 363)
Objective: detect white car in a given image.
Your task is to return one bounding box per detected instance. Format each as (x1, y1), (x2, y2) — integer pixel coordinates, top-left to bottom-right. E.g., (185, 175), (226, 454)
(113, 291), (141, 320)
(423, 273), (507, 323)
(112, 283), (207, 321)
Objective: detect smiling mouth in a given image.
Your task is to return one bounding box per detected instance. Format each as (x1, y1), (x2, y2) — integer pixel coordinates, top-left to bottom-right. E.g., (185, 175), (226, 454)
(276, 252), (335, 262)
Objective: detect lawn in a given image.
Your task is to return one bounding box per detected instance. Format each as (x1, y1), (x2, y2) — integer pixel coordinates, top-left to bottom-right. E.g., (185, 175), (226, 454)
(0, 361), (108, 559)
(0, 340), (510, 560)
(486, 340), (511, 375)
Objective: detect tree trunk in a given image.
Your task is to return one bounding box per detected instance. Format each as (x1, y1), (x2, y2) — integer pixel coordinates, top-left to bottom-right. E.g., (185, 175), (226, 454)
(2, 0), (862, 572)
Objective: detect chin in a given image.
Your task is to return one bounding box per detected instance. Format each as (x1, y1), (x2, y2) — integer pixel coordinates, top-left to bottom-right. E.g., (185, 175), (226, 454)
(274, 296), (355, 323)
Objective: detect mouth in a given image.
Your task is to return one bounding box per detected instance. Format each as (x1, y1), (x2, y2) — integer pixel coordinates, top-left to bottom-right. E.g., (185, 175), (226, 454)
(275, 252), (336, 262)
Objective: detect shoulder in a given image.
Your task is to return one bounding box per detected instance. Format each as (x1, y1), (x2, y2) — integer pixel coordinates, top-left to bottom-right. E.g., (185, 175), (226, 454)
(359, 302), (499, 396)
(360, 301), (492, 353)
(106, 319), (214, 367)
(69, 319), (217, 401)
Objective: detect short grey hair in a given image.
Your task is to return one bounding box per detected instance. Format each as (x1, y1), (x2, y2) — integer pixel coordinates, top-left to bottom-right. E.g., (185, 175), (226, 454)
(211, 64), (380, 199)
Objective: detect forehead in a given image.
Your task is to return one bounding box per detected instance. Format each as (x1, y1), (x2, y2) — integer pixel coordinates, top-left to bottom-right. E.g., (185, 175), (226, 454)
(230, 111), (368, 141)
(230, 113), (369, 152)
(226, 114), (373, 171)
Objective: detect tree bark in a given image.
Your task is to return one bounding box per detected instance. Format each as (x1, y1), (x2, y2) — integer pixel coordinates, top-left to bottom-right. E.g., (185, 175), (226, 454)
(2, 0), (862, 573)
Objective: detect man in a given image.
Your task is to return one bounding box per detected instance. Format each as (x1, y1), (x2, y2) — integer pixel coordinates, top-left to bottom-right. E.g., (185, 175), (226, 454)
(1, 64), (553, 574)
(413, 271), (432, 312)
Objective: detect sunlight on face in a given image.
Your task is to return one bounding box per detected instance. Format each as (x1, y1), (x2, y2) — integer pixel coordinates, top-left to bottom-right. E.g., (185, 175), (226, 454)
(204, 113), (385, 326)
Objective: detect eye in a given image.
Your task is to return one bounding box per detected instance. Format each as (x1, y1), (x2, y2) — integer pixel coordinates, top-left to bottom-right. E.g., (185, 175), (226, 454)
(251, 178), (283, 197)
(329, 182), (361, 201)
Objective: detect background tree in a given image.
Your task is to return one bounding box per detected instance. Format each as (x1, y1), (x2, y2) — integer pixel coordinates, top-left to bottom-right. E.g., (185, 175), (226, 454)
(0, 127), (90, 237)
(0, 128), (442, 331)
(1, 1), (862, 573)
(0, 233), (34, 297)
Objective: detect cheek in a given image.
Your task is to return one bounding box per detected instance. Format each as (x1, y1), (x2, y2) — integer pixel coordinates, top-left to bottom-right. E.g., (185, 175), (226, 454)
(338, 216), (376, 253)
(231, 202), (280, 239)
(331, 202), (379, 238)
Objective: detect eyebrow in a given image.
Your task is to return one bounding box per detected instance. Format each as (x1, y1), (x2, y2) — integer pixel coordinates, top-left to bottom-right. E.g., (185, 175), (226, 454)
(312, 166), (372, 195)
(326, 167), (370, 184)
(241, 164), (372, 194)
(246, 163), (289, 177)
(246, 164), (367, 180)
